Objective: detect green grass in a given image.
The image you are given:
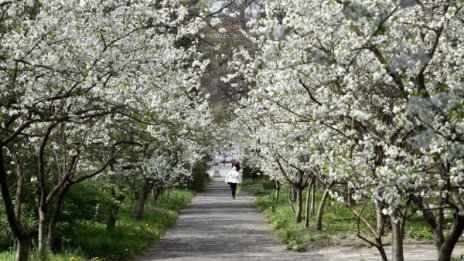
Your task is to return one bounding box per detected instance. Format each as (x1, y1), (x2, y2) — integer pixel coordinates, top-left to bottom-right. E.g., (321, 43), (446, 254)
(0, 250), (89, 261)
(0, 189), (194, 260)
(241, 178), (276, 196)
(70, 189), (194, 260)
(243, 178), (436, 251)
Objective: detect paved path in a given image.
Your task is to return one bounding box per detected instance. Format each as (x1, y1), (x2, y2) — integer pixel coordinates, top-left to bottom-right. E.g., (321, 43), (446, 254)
(139, 165), (464, 261)
(138, 177), (323, 261)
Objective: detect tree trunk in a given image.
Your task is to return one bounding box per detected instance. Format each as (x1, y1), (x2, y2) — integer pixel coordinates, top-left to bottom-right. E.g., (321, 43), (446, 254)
(38, 207), (47, 260)
(47, 186), (69, 249)
(47, 210), (59, 250)
(437, 214), (464, 261)
(305, 183), (311, 228)
(106, 191), (125, 231)
(1, 146), (33, 229)
(37, 126), (54, 261)
(375, 201), (385, 236)
(346, 184), (352, 206)
(291, 185), (297, 203)
(0, 145), (34, 261)
(152, 186), (162, 203)
(275, 179), (280, 201)
(410, 195), (445, 252)
(316, 184), (332, 231)
(106, 211), (117, 231)
(295, 185), (303, 223)
(374, 237), (389, 261)
(16, 239), (30, 261)
(8, 144), (23, 220)
(436, 196), (445, 250)
(288, 187), (296, 213)
(310, 181), (316, 215)
(390, 216), (404, 261)
(132, 180), (154, 220)
(424, 206), (445, 251)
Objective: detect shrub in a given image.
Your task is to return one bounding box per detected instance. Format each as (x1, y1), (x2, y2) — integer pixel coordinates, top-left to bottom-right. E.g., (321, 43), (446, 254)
(186, 161), (211, 191)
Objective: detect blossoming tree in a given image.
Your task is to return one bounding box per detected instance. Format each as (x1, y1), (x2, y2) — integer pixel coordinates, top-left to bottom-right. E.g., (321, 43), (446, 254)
(229, 0), (464, 260)
(0, 1), (213, 260)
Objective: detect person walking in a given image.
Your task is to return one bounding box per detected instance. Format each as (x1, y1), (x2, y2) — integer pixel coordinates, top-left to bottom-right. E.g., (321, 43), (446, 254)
(225, 166), (241, 199)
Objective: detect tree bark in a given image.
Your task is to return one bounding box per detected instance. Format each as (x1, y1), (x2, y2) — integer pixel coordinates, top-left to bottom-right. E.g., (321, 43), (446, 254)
(106, 189), (125, 231)
(38, 207), (47, 260)
(275, 179), (280, 201)
(375, 201), (384, 236)
(346, 184), (352, 206)
(291, 185), (297, 202)
(423, 205), (445, 251)
(411, 195), (445, 252)
(295, 185), (303, 223)
(132, 180), (154, 220)
(47, 186), (69, 249)
(390, 216), (404, 261)
(16, 239), (30, 261)
(374, 237), (389, 261)
(310, 181), (316, 215)
(37, 125), (55, 260)
(437, 214), (464, 261)
(316, 183), (332, 231)
(8, 144), (23, 220)
(152, 186), (162, 203)
(0, 145), (35, 261)
(305, 182), (311, 228)
(6, 145), (32, 261)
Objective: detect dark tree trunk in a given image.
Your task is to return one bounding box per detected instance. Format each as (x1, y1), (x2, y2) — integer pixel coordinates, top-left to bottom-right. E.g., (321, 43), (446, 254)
(0, 146), (35, 261)
(37, 207), (47, 260)
(390, 216), (404, 261)
(316, 184), (332, 231)
(437, 214), (464, 261)
(16, 239), (30, 261)
(132, 180), (154, 220)
(305, 183), (311, 228)
(346, 184), (352, 206)
(37, 125), (54, 260)
(106, 213), (117, 231)
(106, 192), (125, 231)
(275, 180), (280, 201)
(424, 206), (445, 250)
(310, 181), (316, 215)
(375, 202), (384, 236)
(411, 195), (445, 252)
(47, 186), (69, 249)
(374, 237), (389, 261)
(8, 144), (23, 220)
(152, 186), (162, 203)
(295, 185), (303, 223)
(291, 185), (297, 202)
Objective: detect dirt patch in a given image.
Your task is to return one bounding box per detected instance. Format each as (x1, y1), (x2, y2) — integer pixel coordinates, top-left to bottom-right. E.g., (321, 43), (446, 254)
(305, 231), (440, 252)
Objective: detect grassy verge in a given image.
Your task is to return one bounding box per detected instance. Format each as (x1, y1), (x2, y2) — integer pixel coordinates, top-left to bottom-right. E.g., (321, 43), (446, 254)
(243, 178), (436, 252)
(0, 189), (194, 261)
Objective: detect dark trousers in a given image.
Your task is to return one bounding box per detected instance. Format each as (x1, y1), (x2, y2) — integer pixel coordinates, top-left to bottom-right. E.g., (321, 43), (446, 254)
(228, 182), (237, 198)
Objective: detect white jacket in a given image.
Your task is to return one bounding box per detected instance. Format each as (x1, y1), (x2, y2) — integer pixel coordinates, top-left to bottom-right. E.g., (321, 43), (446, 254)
(225, 170), (242, 184)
